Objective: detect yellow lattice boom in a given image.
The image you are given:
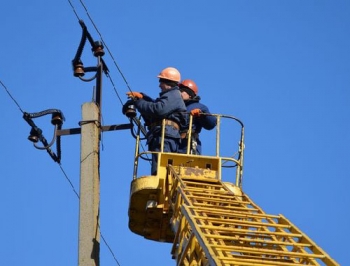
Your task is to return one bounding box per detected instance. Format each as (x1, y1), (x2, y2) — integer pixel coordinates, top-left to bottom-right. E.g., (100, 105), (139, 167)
(127, 114), (339, 266)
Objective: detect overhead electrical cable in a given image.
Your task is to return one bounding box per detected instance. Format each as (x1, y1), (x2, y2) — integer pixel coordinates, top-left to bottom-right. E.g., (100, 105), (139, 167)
(0, 79), (78, 204)
(67, 0), (149, 153)
(0, 80), (25, 114)
(1, 79), (121, 266)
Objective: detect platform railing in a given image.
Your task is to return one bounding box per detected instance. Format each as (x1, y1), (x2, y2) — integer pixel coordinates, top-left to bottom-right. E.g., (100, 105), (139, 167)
(132, 113), (245, 188)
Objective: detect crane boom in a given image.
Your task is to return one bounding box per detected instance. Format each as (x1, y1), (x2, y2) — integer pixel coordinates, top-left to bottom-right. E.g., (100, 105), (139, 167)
(168, 166), (337, 266)
(127, 114), (339, 266)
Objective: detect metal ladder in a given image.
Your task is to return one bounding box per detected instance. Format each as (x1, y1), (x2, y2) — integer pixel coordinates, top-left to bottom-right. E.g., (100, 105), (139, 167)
(168, 169), (338, 266)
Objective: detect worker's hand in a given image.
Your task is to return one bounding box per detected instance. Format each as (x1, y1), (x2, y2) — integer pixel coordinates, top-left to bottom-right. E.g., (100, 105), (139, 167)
(126, 91), (143, 99)
(190, 108), (201, 116)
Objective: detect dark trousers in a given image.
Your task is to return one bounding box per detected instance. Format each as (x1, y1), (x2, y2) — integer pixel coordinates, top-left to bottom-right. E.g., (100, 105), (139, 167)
(149, 136), (179, 175)
(178, 137), (202, 155)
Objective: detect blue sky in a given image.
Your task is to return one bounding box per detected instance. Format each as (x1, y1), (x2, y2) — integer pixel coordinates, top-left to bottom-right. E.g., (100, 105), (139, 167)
(1, 1), (349, 265)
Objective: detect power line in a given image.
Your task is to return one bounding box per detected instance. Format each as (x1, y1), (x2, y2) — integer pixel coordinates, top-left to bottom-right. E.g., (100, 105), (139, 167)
(59, 164), (122, 266)
(67, 0), (150, 154)
(59, 164), (80, 199)
(66, 1), (133, 265)
(67, 0), (132, 107)
(1, 79), (122, 265)
(77, 0), (133, 94)
(0, 80), (25, 114)
(3, 1), (147, 263)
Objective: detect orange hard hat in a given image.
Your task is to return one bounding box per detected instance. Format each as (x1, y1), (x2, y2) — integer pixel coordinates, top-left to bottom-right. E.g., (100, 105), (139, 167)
(180, 79), (198, 95)
(157, 67), (181, 83)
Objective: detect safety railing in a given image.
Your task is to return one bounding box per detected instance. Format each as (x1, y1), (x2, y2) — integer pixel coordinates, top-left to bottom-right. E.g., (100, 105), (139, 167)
(131, 113), (245, 188)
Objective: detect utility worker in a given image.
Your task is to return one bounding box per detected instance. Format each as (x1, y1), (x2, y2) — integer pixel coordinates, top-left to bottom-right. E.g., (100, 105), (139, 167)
(178, 79), (216, 154)
(123, 67), (187, 175)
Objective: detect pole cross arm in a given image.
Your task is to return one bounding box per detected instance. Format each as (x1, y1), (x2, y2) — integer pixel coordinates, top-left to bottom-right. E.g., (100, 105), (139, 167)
(56, 123), (132, 136)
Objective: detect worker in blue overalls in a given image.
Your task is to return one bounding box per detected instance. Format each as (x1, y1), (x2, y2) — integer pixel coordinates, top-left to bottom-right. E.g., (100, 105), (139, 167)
(124, 67), (187, 175)
(178, 79), (217, 155)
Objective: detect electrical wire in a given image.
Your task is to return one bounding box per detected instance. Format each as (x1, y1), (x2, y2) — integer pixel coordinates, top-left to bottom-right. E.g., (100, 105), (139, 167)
(59, 164), (80, 199)
(59, 164), (121, 266)
(67, 0), (149, 150)
(0, 79), (114, 263)
(3, 0), (153, 263)
(68, 0), (131, 106)
(77, 0), (133, 94)
(1, 79), (122, 265)
(0, 80), (25, 114)
(65, 1), (145, 265)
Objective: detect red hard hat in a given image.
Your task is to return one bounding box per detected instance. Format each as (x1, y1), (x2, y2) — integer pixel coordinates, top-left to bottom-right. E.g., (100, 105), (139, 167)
(157, 67), (181, 83)
(180, 79), (198, 95)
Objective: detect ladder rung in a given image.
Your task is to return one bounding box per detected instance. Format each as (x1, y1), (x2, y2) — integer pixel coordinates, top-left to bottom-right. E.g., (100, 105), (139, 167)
(186, 205), (280, 219)
(197, 224), (303, 238)
(201, 233), (312, 248)
(212, 244), (326, 259)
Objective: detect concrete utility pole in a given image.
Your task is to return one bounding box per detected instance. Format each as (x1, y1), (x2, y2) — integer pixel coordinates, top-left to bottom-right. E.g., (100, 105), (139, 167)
(77, 46), (103, 265)
(78, 102), (101, 265)
(69, 22), (131, 265)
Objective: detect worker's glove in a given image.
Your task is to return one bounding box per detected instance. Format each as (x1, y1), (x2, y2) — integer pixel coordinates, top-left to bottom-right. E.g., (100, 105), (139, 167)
(190, 108), (202, 116)
(126, 91), (143, 99)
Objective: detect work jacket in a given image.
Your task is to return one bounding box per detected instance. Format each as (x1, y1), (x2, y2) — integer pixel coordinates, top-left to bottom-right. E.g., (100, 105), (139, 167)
(134, 86), (187, 142)
(185, 97), (216, 134)
(178, 97), (216, 155)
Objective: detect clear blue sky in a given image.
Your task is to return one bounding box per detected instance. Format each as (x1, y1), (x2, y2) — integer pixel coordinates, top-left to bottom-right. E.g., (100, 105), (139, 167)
(1, 1), (348, 265)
